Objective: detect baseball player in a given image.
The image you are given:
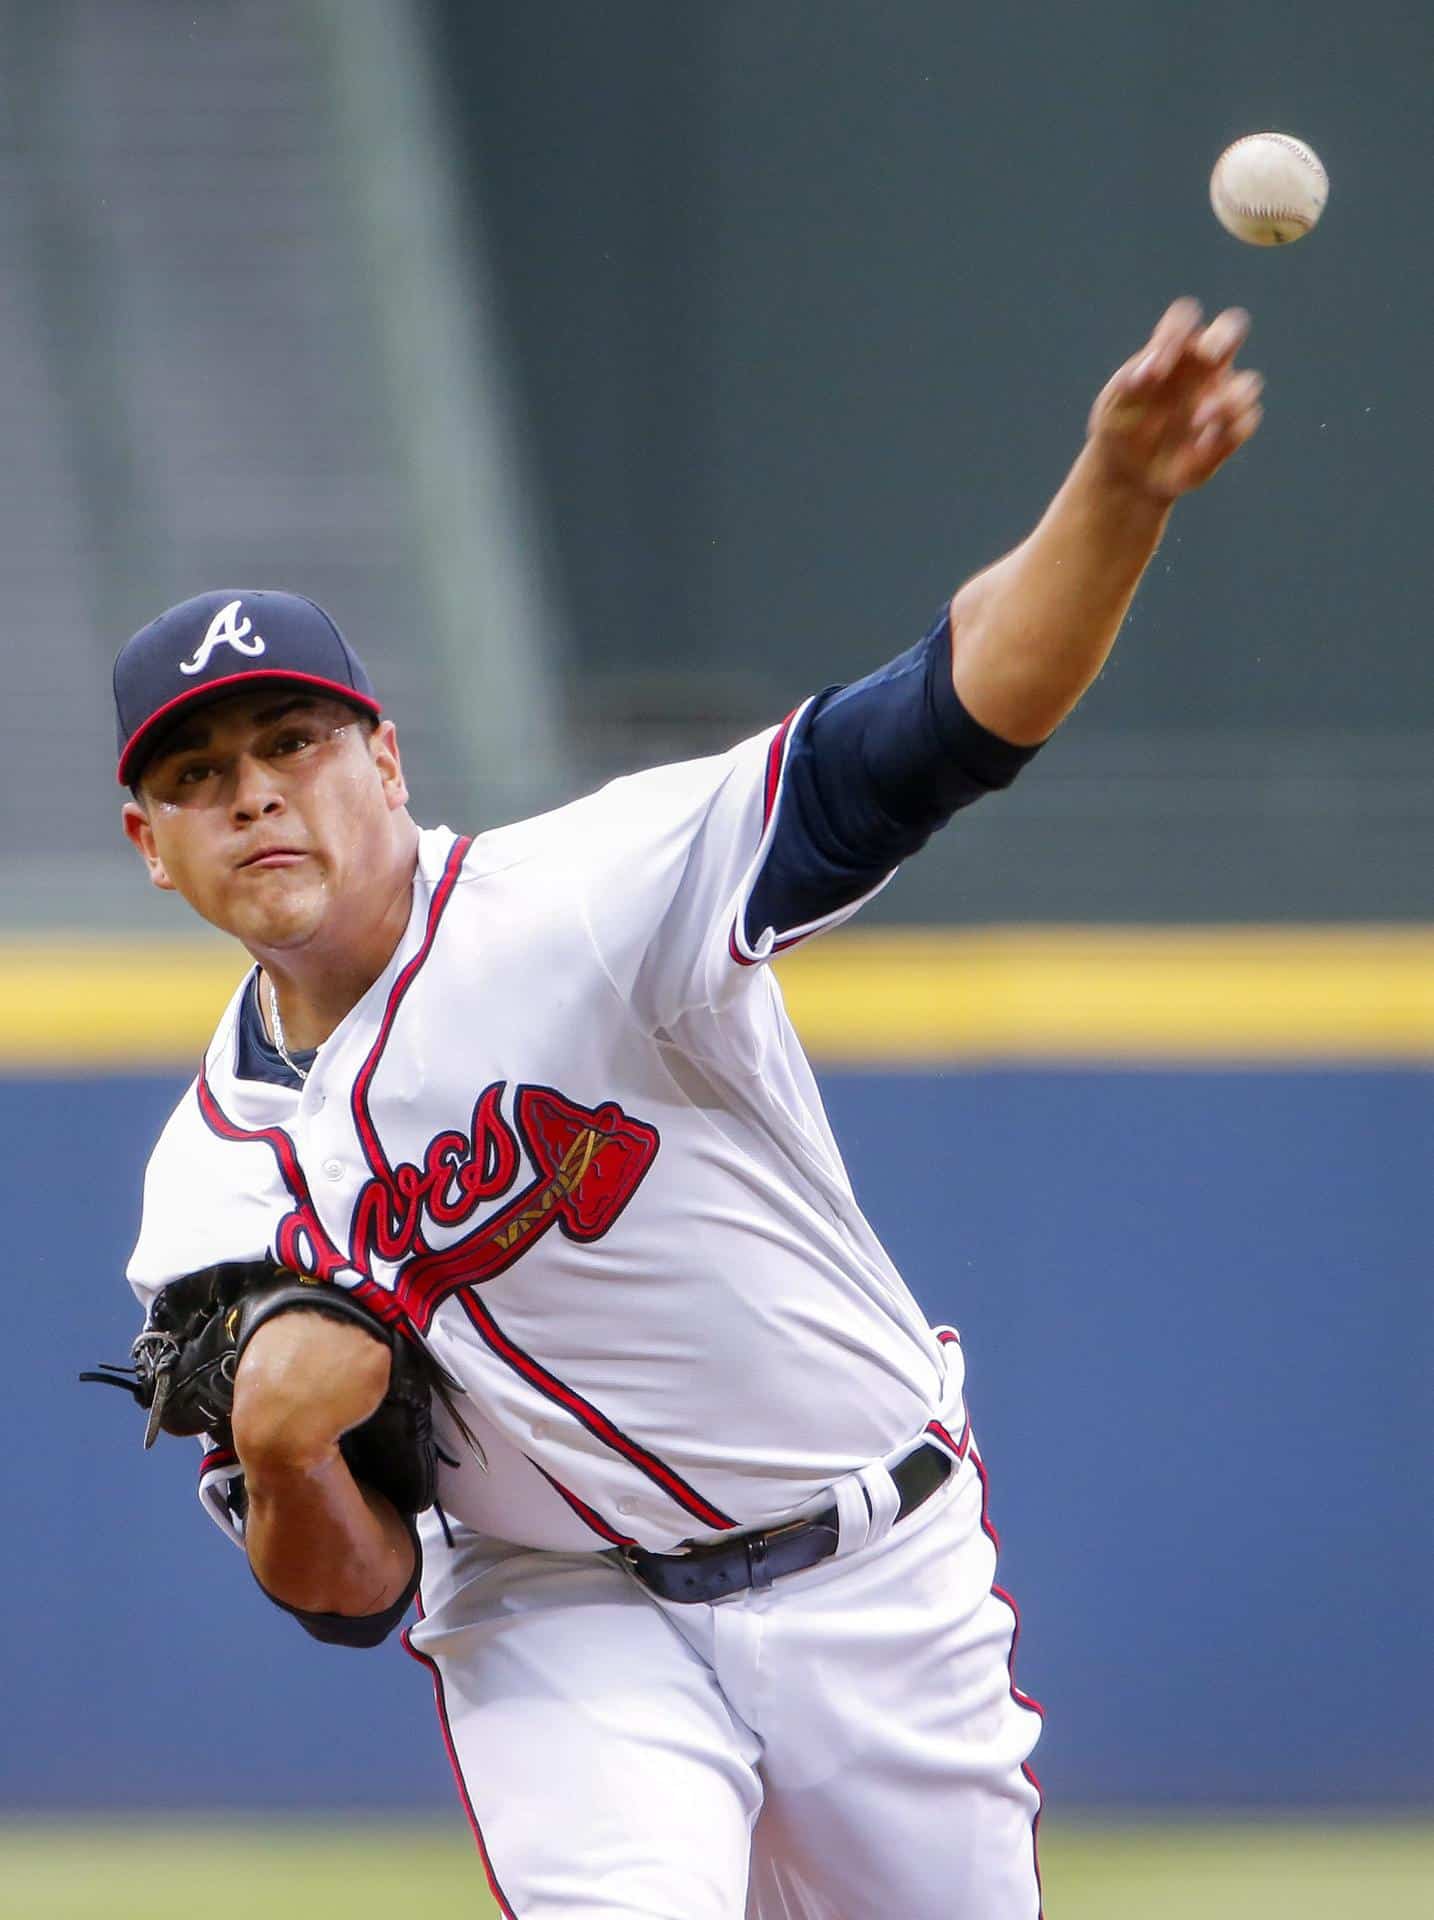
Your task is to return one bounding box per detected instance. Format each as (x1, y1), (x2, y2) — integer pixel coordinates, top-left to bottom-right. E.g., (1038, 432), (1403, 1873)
(103, 299), (1260, 1918)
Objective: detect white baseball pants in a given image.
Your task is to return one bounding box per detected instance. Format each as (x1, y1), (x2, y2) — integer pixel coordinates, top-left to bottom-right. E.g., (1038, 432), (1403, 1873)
(405, 1442), (1043, 1919)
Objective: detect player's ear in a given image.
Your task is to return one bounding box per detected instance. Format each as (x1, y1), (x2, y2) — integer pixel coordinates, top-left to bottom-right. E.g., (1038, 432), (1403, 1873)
(369, 720), (409, 813)
(121, 798), (177, 891)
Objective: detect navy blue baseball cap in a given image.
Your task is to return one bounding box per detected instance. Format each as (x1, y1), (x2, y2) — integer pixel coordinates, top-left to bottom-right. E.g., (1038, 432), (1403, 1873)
(114, 588), (381, 785)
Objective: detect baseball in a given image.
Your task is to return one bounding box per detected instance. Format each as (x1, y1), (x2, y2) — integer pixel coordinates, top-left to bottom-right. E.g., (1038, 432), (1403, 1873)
(1210, 132), (1328, 246)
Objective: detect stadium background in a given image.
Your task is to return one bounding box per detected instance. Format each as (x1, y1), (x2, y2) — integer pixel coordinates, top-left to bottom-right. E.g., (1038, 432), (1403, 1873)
(2, 2), (1429, 1914)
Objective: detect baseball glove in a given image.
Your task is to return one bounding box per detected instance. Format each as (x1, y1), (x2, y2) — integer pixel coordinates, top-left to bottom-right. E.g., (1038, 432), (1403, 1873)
(82, 1259), (468, 1517)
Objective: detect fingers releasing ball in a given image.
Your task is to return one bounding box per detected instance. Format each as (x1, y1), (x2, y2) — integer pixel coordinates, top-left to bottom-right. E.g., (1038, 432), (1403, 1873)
(1210, 133), (1328, 246)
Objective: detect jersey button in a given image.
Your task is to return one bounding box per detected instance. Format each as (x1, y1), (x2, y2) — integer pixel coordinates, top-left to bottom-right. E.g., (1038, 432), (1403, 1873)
(321, 1157), (344, 1181)
(616, 1498), (638, 1517)
(531, 1421), (552, 1442)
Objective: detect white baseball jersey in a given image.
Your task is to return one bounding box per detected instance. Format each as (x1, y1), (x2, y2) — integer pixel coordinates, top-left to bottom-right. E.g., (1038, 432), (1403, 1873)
(123, 619), (1050, 1918)
(129, 715), (963, 1555)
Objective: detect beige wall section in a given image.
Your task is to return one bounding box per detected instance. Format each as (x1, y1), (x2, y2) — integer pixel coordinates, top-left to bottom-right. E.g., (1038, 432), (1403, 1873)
(3, 929), (1433, 1070)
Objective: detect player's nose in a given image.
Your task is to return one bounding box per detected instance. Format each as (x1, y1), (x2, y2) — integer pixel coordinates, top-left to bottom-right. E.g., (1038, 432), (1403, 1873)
(229, 751), (286, 822)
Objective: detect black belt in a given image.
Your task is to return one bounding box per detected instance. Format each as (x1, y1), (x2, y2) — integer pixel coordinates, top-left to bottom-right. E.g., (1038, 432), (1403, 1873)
(620, 1437), (955, 1605)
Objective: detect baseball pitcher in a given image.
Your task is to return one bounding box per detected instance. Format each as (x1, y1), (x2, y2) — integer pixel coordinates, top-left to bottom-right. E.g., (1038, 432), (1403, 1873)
(92, 300), (1261, 1918)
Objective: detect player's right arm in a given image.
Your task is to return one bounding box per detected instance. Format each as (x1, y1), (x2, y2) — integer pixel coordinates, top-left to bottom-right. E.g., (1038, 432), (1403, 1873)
(231, 1312), (418, 1636)
(947, 299), (1262, 746)
(586, 301), (1264, 1043)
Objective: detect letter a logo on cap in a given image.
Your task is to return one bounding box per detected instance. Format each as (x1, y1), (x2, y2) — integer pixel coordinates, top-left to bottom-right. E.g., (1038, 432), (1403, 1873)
(178, 599), (266, 676)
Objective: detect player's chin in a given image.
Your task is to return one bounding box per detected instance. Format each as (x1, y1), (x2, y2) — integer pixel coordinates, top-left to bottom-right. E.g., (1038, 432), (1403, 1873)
(218, 877), (327, 950)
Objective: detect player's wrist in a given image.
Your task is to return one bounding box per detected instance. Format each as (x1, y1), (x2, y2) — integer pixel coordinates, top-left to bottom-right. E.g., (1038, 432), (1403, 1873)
(1077, 433), (1183, 514)
(232, 1415), (344, 1480)
(232, 1308), (392, 1454)
(232, 1366), (362, 1476)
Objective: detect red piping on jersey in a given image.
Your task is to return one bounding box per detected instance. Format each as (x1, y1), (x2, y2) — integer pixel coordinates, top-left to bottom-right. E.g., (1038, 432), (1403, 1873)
(456, 1287), (737, 1533)
(925, 1415), (972, 1462)
(531, 1460), (637, 1549)
(195, 1067), (348, 1280)
(350, 834), (473, 1194)
(726, 702), (878, 968)
(194, 1065), (404, 1330)
(403, 1604), (520, 1920)
(761, 709), (794, 824)
(197, 834), (472, 1296)
(727, 920), (822, 968)
(729, 707), (800, 968)
(199, 1445), (238, 1478)
(971, 1446), (1046, 1918)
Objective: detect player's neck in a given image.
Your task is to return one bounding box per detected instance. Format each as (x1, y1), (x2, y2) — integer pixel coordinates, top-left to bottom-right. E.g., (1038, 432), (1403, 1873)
(252, 840), (420, 1051)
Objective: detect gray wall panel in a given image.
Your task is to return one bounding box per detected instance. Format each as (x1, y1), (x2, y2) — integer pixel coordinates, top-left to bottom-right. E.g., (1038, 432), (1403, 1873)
(432, 0), (1434, 918)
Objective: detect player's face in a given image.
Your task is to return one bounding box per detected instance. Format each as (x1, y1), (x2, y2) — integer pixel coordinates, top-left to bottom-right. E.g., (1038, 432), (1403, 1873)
(120, 689), (411, 951)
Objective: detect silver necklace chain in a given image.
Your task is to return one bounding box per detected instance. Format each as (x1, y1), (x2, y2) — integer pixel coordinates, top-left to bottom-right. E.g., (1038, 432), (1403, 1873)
(266, 976), (309, 1083)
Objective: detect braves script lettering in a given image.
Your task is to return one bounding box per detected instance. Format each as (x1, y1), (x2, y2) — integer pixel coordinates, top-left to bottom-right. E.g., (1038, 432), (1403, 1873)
(391, 1084), (660, 1330)
(348, 1081), (518, 1267)
(260, 1081), (659, 1331)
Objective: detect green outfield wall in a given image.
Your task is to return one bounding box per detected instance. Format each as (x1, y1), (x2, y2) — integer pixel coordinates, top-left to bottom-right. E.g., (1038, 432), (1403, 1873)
(426, 0), (1434, 924)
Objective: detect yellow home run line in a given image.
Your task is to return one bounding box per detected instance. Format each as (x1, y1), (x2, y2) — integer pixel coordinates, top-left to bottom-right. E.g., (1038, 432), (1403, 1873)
(779, 927), (1434, 1063)
(1, 927), (1432, 1068)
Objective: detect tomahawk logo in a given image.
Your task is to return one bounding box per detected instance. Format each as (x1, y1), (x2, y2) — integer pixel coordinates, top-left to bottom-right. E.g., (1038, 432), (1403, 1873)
(179, 599), (266, 676)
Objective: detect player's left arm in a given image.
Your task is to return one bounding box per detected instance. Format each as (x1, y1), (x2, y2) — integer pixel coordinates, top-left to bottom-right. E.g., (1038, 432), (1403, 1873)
(948, 297), (1262, 745)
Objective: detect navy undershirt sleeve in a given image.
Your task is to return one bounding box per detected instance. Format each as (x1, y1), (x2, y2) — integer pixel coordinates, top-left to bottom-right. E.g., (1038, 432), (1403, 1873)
(743, 609), (1044, 943)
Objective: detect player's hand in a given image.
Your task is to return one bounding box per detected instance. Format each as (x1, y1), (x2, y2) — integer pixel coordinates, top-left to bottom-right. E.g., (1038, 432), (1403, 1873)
(232, 1308), (392, 1474)
(1087, 298), (1264, 502)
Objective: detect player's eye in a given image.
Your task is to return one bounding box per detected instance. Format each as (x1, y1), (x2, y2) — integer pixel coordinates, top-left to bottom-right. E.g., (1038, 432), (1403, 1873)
(174, 760), (218, 786)
(269, 728), (316, 758)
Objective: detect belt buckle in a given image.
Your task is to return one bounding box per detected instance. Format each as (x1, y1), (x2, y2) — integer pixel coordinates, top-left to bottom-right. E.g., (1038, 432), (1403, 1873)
(742, 1510), (830, 1592)
(620, 1535), (700, 1575)
(624, 1508), (832, 1601)
(744, 1531), (772, 1591)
